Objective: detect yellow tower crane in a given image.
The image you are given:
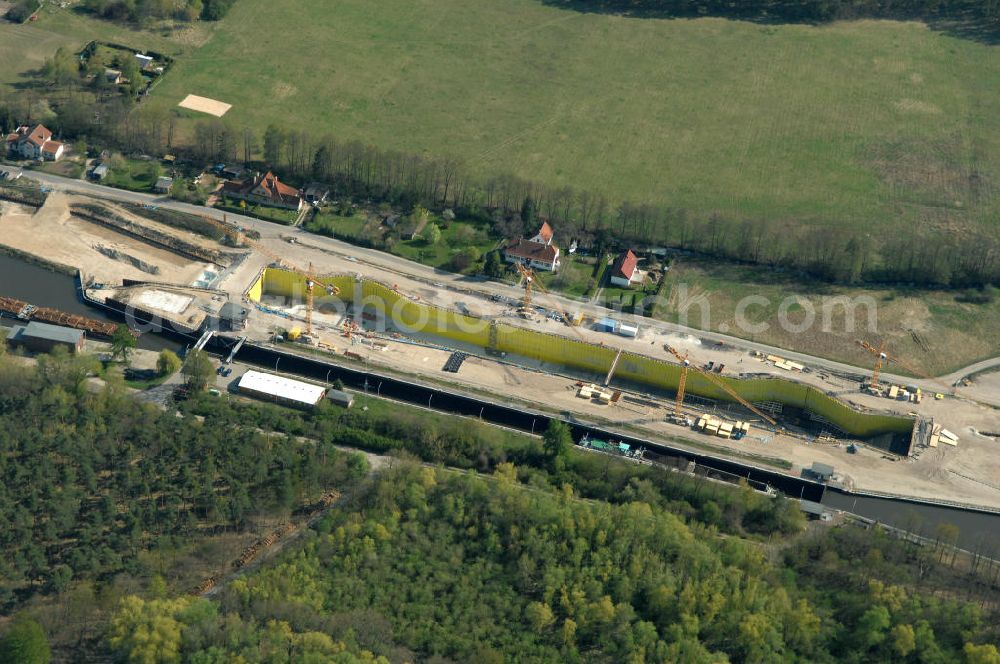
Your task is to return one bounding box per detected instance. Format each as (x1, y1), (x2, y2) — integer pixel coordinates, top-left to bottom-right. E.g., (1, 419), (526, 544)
(664, 345), (778, 426)
(514, 262), (535, 310)
(673, 350), (691, 421)
(198, 215), (340, 338)
(856, 339), (955, 396)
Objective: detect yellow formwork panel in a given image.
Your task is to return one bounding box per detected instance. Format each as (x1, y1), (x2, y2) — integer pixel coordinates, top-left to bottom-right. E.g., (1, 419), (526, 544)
(246, 272), (264, 303)
(494, 325), (618, 373)
(255, 270), (911, 438)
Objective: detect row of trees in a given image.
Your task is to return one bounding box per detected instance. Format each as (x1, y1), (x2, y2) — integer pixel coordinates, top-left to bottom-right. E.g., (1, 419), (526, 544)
(237, 123), (1000, 288)
(81, 0), (237, 22)
(3, 79), (998, 288)
(549, 0), (1000, 27)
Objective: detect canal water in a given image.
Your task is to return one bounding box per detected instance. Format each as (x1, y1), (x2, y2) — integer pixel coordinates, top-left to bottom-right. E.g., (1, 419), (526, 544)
(3, 252), (999, 549)
(823, 490), (1000, 553)
(0, 253), (179, 352)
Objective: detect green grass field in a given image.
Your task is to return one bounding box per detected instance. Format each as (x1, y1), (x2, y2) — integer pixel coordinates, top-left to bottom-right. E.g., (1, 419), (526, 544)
(137, 0), (999, 236)
(3, 2), (997, 236)
(659, 259), (1000, 375)
(1, 1), (997, 373)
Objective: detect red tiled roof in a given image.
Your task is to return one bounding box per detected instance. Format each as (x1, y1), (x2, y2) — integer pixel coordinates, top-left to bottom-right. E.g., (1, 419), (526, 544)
(223, 171), (302, 205)
(505, 238), (559, 264)
(40, 140), (63, 155)
(611, 249), (638, 280)
(255, 171), (300, 201)
(536, 221), (553, 242)
(16, 124), (53, 149)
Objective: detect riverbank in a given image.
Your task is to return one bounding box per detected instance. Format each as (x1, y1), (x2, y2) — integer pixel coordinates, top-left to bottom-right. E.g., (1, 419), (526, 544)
(0, 243), (76, 276)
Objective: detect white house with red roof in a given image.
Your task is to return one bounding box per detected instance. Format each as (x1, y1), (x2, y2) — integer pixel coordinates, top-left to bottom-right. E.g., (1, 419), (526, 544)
(221, 171), (305, 211)
(6, 124), (64, 161)
(609, 249), (642, 288)
(529, 221), (554, 246)
(504, 222), (561, 271)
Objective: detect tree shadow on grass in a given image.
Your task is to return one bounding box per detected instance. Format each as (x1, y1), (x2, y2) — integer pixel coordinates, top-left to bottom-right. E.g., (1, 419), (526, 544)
(535, 0), (1000, 46)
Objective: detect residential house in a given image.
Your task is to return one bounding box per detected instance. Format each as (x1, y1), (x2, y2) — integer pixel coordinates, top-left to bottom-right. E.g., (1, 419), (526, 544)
(135, 53), (154, 71)
(220, 171), (305, 211)
(6, 124), (64, 161)
(504, 222), (562, 271)
(154, 176), (174, 193)
(609, 249), (642, 288)
(221, 165), (245, 180)
(105, 69), (123, 85)
(529, 221), (554, 246)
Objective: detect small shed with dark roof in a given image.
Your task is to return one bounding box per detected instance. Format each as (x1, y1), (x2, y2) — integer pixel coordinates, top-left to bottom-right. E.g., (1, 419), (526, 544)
(8, 322), (85, 354)
(218, 301), (250, 331)
(809, 462), (835, 481)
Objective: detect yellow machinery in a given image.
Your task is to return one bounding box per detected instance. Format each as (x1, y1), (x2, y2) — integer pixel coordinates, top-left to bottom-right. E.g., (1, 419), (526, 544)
(664, 345), (778, 426)
(673, 350), (690, 421)
(200, 215), (340, 337)
(857, 339), (888, 390)
(856, 339), (954, 396)
(514, 262), (535, 309)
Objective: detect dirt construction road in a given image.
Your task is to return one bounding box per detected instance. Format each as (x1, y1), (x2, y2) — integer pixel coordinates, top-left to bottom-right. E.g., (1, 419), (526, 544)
(9, 167), (1000, 401)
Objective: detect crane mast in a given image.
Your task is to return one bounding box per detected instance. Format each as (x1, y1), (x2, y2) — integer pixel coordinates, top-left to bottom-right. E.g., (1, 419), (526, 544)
(196, 214), (340, 338)
(664, 345), (777, 426)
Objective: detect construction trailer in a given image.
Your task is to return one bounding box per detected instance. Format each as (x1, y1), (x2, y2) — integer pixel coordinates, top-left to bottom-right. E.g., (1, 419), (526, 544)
(594, 317), (619, 333)
(808, 462), (835, 482)
(217, 301), (250, 331)
(799, 500), (833, 521)
(238, 370), (326, 409)
(617, 323), (639, 338)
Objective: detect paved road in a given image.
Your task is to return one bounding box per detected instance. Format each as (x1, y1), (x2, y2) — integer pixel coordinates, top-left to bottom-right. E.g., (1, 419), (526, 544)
(7, 166), (1000, 394)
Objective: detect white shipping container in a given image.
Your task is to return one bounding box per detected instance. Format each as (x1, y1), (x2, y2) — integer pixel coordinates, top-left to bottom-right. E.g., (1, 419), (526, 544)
(617, 323), (639, 338)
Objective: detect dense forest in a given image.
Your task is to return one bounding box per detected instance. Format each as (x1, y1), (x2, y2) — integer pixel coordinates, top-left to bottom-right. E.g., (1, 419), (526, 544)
(102, 463), (1000, 662)
(0, 349), (368, 620)
(0, 347), (998, 660)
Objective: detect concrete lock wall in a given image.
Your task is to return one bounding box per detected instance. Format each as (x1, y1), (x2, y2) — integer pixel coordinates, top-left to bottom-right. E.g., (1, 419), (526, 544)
(250, 269), (913, 439)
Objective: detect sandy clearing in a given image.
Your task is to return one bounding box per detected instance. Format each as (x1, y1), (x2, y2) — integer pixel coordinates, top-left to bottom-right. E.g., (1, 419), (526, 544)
(0, 193), (214, 285)
(178, 94), (232, 117)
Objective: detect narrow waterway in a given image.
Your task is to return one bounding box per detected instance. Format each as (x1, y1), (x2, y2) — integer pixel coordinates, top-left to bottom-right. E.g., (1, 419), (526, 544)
(2, 252), (999, 547)
(823, 490), (1000, 553)
(0, 253), (179, 352)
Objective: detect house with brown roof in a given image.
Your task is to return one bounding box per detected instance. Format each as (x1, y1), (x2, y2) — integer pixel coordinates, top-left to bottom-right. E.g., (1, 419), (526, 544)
(609, 249), (641, 288)
(6, 124), (64, 161)
(504, 222), (561, 271)
(529, 221), (554, 246)
(220, 171), (304, 211)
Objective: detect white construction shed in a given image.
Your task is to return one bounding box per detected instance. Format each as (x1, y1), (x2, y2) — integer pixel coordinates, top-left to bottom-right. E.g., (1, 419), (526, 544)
(238, 370), (327, 408)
